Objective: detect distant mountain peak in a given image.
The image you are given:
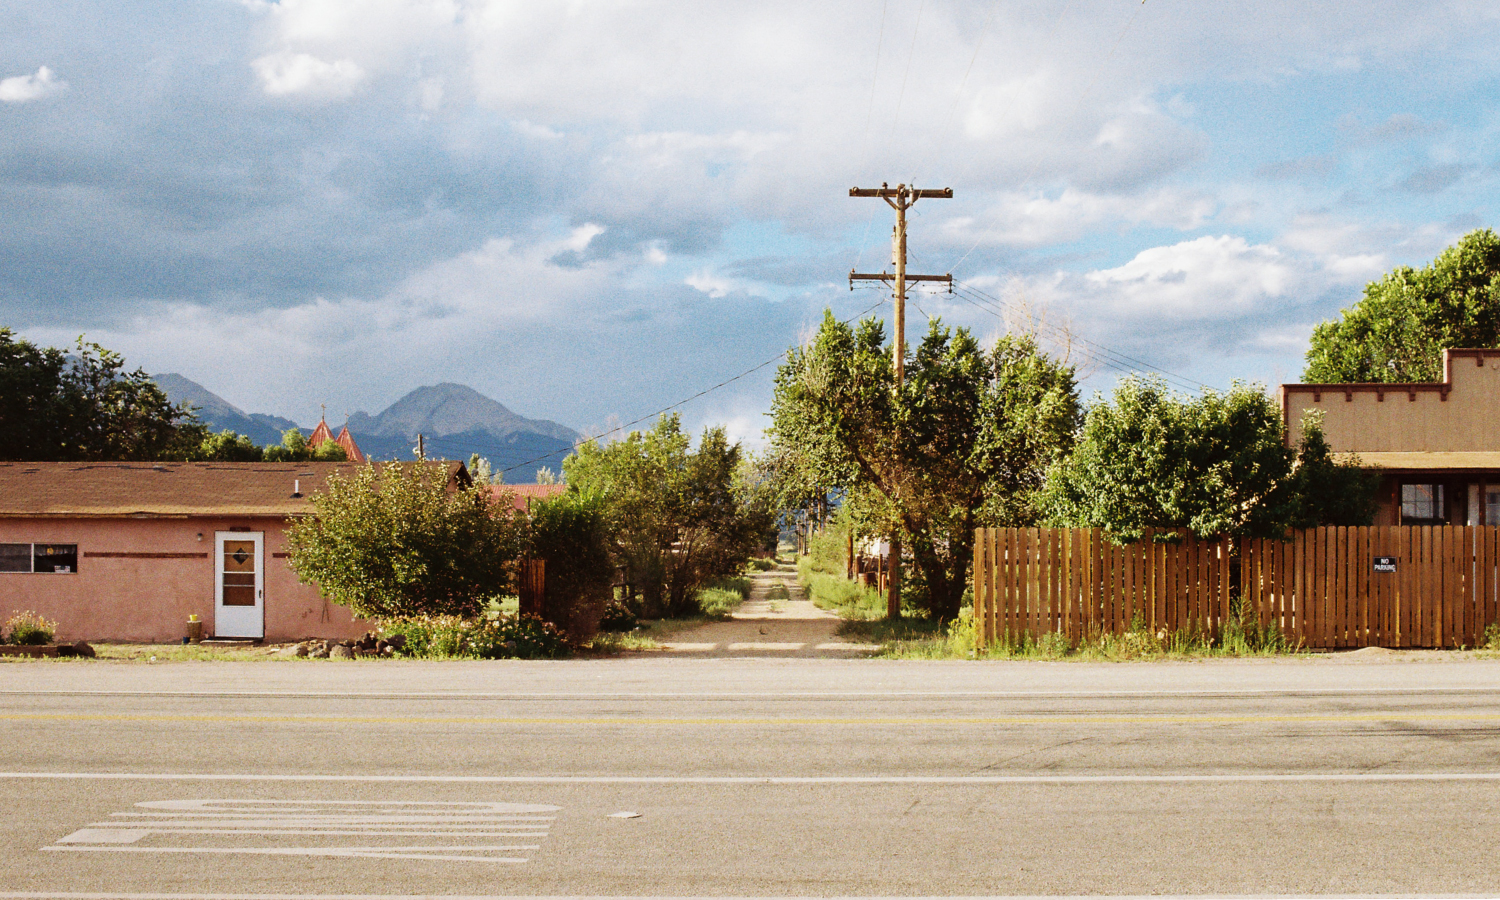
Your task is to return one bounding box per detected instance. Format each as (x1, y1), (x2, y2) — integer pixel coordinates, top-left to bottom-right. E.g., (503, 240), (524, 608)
(346, 384), (578, 443)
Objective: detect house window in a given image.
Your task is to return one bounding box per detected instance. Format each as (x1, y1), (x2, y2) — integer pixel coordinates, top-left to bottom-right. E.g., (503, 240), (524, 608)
(1488, 487), (1500, 526)
(0, 544), (29, 573)
(1401, 484), (1445, 523)
(0, 543), (78, 574)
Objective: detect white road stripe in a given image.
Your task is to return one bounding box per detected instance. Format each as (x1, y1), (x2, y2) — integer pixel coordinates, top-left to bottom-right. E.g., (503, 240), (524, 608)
(3, 686), (1499, 699)
(42, 846), (531, 862)
(6, 770), (1500, 784)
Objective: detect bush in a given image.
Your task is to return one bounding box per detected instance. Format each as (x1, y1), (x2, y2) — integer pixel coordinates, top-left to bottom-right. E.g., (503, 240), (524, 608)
(598, 600), (638, 632)
(526, 491), (614, 641)
(746, 557), (776, 572)
(694, 575), (751, 618)
(5, 611), (56, 645)
(380, 614), (570, 659)
(287, 464), (521, 620)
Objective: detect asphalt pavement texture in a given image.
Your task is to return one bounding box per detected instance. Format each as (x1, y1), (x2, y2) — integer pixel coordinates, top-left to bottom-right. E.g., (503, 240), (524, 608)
(1, 656), (1499, 898)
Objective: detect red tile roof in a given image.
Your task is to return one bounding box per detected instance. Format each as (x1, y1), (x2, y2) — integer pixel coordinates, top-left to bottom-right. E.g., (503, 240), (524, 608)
(488, 483), (567, 511)
(0, 461), (467, 518)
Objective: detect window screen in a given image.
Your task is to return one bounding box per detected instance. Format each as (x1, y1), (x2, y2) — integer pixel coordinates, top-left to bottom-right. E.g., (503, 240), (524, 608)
(0, 544), (30, 573)
(1401, 484), (1445, 522)
(33, 544), (77, 574)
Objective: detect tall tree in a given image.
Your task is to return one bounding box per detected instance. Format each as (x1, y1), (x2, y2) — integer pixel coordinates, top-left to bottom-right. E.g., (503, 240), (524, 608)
(564, 414), (761, 617)
(1042, 376), (1377, 541)
(1304, 229), (1500, 382)
(769, 312), (1079, 620)
(0, 328), (200, 460)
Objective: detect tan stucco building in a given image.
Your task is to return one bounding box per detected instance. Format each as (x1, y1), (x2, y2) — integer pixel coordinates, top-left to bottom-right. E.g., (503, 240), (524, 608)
(0, 460), (465, 643)
(1281, 348), (1500, 526)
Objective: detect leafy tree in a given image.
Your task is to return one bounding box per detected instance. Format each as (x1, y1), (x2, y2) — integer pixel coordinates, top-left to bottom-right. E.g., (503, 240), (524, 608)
(263, 427), (347, 462)
(0, 328), (199, 460)
(1042, 377), (1377, 541)
(187, 430), (265, 461)
(1305, 229), (1500, 382)
(768, 312), (1079, 620)
(286, 464), (521, 619)
(564, 414), (761, 617)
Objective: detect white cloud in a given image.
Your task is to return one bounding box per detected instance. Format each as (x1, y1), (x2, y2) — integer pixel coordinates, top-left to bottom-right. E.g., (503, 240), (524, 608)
(252, 51), (365, 97)
(0, 66), (66, 103)
(941, 187), (1216, 249)
(1085, 236), (1293, 315)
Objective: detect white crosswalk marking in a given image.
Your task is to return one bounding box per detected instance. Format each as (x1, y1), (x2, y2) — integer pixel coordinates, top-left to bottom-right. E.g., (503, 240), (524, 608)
(46, 799), (559, 862)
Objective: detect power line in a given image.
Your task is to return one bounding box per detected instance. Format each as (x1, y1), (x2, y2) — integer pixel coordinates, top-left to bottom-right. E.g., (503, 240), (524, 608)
(946, 0), (1148, 274)
(891, 0), (929, 136)
(948, 279), (1212, 393)
(481, 297), (890, 475)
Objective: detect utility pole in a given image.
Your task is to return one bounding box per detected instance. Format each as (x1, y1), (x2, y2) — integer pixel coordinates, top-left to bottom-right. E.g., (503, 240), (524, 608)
(849, 182), (952, 619)
(413, 433), (425, 461)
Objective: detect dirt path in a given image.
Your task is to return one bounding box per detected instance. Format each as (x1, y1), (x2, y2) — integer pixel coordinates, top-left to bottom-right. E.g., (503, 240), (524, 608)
(657, 562), (880, 658)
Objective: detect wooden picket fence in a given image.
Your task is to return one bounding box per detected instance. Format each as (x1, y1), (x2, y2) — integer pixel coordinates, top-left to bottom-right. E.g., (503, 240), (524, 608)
(973, 526), (1500, 649)
(972, 527), (1232, 647)
(1242, 526), (1500, 649)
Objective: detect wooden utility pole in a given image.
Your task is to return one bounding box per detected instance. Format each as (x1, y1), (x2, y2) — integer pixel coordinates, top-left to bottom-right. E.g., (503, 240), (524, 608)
(849, 183), (952, 619)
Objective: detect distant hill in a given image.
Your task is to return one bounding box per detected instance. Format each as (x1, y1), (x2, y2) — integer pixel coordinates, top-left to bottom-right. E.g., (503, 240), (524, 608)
(152, 375), (580, 480)
(153, 373), (299, 447)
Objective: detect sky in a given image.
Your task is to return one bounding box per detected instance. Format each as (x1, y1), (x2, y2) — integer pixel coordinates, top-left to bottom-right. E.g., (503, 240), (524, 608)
(4, 0), (1500, 451)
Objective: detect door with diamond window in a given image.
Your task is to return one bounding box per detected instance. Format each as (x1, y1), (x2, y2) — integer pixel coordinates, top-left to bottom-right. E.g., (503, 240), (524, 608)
(214, 532), (264, 639)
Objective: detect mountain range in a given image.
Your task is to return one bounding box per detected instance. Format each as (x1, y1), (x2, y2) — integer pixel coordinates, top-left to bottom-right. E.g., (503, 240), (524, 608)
(153, 375), (580, 480)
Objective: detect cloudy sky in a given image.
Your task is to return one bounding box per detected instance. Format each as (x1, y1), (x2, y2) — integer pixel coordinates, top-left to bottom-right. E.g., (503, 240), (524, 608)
(4, 1), (1499, 449)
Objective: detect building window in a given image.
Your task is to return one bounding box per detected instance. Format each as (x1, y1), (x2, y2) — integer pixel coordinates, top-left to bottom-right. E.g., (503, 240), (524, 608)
(0, 543), (78, 573)
(1401, 484), (1445, 523)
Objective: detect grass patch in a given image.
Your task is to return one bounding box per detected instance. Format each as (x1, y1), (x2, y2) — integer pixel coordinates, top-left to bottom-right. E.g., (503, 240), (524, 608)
(798, 557), (888, 620)
(846, 609), (1313, 660)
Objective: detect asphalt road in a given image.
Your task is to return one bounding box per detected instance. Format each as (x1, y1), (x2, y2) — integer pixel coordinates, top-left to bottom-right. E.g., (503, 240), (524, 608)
(1, 656), (1499, 898)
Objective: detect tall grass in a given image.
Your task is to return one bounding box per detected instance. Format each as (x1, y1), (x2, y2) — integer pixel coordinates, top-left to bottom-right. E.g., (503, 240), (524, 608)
(695, 575), (751, 619)
(857, 609), (1307, 660)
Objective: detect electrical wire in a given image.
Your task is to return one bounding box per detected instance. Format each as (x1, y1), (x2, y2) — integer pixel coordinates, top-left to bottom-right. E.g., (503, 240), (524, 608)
(456, 297), (894, 475)
(946, 0), (1147, 274)
(949, 279), (1213, 393)
(891, 0), (929, 137)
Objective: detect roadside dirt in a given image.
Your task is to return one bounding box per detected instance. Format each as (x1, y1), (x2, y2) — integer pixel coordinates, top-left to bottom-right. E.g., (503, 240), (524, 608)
(656, 562), (881, 658)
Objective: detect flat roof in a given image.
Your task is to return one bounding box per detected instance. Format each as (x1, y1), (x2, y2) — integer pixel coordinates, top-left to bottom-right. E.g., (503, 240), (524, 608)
(0, 461), (467, 518)
(1346, 452), (1500, 472)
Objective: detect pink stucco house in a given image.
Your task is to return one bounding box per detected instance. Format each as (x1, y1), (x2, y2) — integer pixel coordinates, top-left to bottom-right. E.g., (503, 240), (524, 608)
(0, 460), (465, 644)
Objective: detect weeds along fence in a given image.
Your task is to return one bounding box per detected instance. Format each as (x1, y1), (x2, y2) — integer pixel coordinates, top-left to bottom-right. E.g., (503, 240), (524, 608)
(972, 528), (1231, 648)
(974, 526), (1500, 649)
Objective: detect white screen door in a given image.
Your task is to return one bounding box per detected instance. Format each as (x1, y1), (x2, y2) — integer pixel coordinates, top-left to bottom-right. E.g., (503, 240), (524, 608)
(214, 532), (264, 639)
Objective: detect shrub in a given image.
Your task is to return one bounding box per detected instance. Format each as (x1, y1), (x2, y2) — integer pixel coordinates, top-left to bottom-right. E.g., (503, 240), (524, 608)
(526, 490), (614, 641)
(746, 557), (776, 572)
(5, 611), (56, 645)
(380, 614), (570, 659)
(598, 600), (638, 632)
(288, 464), (522, 619)
(695, 575), (752, 618)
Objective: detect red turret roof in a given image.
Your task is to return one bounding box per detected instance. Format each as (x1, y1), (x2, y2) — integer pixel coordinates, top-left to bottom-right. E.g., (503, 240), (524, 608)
(334, 426), (365, 463)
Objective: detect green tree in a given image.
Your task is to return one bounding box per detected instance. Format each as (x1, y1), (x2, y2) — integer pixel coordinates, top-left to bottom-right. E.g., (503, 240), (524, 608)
(263, 427), (347, 462)
(0, 328), (200, 460)
(1305, 229), (1500, 382)
(286, 464), (520, 619)
(768, 312), (1079, 620)
(564, 414), (760, 617)
(188, 430), (266, 461)
(1042, 377), (1376, 541)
